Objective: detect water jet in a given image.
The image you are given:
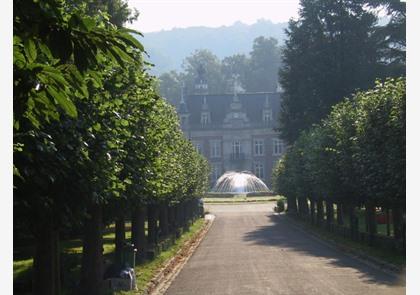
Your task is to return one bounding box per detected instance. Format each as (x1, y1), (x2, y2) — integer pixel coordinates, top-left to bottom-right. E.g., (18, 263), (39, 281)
(211, 171), (272, 195)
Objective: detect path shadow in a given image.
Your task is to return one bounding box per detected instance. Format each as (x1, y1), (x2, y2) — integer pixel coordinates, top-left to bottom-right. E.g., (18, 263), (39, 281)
(242, 213), (405, 287)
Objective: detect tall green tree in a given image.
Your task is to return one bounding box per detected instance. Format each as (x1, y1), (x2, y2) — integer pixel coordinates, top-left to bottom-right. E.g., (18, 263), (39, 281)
(367, 0), (406, 76)
(221, 54), (249, 92)
(246, 36), (282, 92)
(181, 49), (226, 94)
(158, 70), (185, 105)
(278, 0), (384, 144)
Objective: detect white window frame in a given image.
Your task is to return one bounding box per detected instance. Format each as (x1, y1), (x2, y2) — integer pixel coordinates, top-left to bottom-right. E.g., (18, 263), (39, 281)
(254, 162), (264, 179)
(193, 141), (202, 154)
(232, 140), (241, 155)
(210, 140), (221, 158)
(201, 112), (210, 125)
(273, 138), (283, 156)
(254, 139), (264, 156)
(263, 110), (272, 122)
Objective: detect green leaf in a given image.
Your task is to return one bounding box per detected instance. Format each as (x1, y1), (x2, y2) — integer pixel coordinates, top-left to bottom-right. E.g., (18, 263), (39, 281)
(118, 32), (144, 52)
(81, 17), (96, 32)
(24, 38), (37, 63)
(46, 86), (78, 118)
(93, 123), (101, 131)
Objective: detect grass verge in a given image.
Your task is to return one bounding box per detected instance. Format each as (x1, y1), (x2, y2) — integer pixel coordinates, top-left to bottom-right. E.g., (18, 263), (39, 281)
(14, 219), (206, 294)
(116, 218), (206, 294)
(286, 214), (405, 269)
(204, 195), (282, 204)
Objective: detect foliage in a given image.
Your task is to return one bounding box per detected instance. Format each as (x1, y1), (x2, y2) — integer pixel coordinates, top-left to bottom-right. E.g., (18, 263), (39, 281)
(278, 0), (405, 144)
(157, 36), (283, 103)
(273, 78), (405, 210)
(13, 0), (210, 292)
(276, 199), (285, 213)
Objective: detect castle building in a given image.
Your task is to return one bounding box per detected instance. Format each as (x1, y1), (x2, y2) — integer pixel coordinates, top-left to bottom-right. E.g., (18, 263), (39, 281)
(177, 74), (285, 189)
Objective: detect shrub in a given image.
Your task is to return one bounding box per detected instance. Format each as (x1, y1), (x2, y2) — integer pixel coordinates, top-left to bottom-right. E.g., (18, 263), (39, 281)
(276, 199), (285, 213)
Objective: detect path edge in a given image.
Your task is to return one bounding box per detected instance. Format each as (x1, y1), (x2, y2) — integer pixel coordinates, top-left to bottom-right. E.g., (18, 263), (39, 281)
(144, 214), (215, 295)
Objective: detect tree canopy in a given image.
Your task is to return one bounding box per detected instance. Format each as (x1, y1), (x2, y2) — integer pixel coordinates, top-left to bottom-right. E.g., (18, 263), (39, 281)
(278, 0), (406, 144)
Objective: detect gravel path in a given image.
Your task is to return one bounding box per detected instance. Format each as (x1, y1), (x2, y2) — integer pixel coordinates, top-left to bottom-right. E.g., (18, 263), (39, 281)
(165, 203), (405, 295)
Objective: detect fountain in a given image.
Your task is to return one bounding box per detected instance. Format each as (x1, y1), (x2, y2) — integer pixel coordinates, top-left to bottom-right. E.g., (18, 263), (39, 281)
(211, 171), (272, 194)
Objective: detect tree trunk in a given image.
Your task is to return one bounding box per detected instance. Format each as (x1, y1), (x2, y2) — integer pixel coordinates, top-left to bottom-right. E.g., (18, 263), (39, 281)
(147, 204), (158, 246)
(286, 195), (297, 213)
(325, 201), (333, 229)
(181, 202), (187, 228)
(114, 211), (125, 264)
(297, 197), (309, 217)
(392, 207), (404, 240)
(316, 199), (324, 226)
(349, 205), (359, 241)
(168, 205), (175, 234)
(366, 203), (377, 246)
(131, 206), (147, 260)
(337, 203), (344, 225)
(159, 204), (169, 238)
(386, 208), (391, 236)
(80, 203), (103, 295)
(33, 221), (60, 295)
(310, 198), (316, 225)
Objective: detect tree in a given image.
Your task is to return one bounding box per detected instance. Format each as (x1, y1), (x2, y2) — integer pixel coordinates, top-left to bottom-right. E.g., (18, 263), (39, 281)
(182, 49), (226, 94)
(369, 0), (405, 78)
(273, 78), (405, 246)
(158, 70), (184, 105)
(13, 0), (146, 293)
(278, 0), (384, 144)
(221, 54), (250, 92)
(246, 36), (282, 92)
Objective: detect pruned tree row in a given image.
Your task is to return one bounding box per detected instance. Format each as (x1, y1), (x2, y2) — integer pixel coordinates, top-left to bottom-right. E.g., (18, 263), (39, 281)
(13, 1), (209, 294)
(273, 78), (405, 250)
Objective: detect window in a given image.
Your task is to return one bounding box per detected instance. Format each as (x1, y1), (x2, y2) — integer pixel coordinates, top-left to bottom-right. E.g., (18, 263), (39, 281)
(263, 110), (272, 122)
(232, 140), (241, 155)
(210, 140), (221, 158)
(254, 162), (264, 179)
(193, 141), (202, 154)
(211, 163), (222, 183)
(201, 112), (210, 125)
(273, 138), (283, 155)
(254, 139), (264, 156)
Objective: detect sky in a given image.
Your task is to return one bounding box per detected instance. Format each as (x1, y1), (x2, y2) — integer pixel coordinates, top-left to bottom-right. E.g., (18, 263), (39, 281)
(127, 0), (300, 33)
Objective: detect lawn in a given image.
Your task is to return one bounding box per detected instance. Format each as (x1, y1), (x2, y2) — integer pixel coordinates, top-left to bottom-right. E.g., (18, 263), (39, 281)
(203, 194), (282, 203)
(116, 218), (205, 294)
(288, 215), (405, 268)
(13, 219), (206, 294)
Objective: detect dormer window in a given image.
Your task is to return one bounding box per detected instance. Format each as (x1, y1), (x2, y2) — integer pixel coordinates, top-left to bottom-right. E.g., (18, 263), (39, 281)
(263, 109), (272, 122)
(201, 112), (210, 125)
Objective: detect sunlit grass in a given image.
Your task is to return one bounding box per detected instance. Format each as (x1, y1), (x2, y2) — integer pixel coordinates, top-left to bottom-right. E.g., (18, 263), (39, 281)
(14, 219), (206, 294)
(116, 218), (205, 295)
(204, 194), (282, 203)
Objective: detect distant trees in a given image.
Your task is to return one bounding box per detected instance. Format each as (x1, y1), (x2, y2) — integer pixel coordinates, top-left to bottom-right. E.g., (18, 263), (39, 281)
(247, 36), (282, 92)
(278, 0), (406, 144)
(273, 78), (405, 246)
(158, 36), (283, 103)
(182, 49), (226, 94)
(13, 0), (209, 294)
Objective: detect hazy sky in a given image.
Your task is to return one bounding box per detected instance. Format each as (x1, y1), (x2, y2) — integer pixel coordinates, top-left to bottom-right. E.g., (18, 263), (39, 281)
(127, 0), (300, 33)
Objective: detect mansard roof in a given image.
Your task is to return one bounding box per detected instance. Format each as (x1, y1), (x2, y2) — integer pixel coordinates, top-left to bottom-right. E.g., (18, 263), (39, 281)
(184, 92), (280, 126)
